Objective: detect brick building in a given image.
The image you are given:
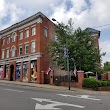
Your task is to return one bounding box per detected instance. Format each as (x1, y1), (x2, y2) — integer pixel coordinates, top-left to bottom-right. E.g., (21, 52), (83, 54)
(0, 12), (55, 84)
(86, 28), (101, 68)
(85, 27), (100, 49)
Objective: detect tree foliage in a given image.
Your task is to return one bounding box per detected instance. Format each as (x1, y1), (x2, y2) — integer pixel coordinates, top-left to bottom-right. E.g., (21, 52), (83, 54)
(49, 19), (103, 73)
(103, 62), (110, 72)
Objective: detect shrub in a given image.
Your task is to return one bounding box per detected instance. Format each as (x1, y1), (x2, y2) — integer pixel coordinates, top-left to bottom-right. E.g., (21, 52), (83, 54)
(107, 81), (110, 86)
(97, 81), (102, 87)
(101, 81), (107, 86)
(83, 78), (110, 89)
(83, 78), (98, 88)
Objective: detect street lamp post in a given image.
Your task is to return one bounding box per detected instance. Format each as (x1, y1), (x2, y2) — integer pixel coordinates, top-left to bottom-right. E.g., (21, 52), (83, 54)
(52, 18), (70, 90)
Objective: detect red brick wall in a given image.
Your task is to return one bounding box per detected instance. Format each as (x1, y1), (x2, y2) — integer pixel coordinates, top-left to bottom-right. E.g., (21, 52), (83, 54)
(36, 17), (55, 83)
(107, 73), (110, 80)
(0, 39), (1, 59)
(0, 23), (41, 59)
(94, 35), (99, 49)
(38, 17), (55, 72)
(101, 73), (107, 80)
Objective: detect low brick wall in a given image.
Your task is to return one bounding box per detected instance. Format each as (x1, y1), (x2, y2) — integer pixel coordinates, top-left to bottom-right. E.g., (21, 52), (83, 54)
(96, 86), (110, 91)
(54, 70), (84, 88)
(101, 72), (110, 80)
(60, 82), (81, 88)
(101, 73), (107, 80)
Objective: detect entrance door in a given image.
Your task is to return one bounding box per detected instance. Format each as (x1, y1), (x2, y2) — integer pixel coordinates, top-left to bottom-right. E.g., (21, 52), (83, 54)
(10, 64), (14, 81)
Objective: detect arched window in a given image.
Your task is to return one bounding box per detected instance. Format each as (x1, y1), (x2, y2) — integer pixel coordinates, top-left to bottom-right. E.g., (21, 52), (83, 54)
(11, 45), (16, 57)
(12, 32), (17, 42)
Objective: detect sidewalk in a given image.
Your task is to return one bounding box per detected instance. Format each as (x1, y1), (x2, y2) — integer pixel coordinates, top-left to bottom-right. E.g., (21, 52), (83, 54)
(0, 80), (110, 95)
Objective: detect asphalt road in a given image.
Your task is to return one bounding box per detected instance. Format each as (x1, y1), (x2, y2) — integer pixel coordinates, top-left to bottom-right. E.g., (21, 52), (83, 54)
(0, 83), (110, 110)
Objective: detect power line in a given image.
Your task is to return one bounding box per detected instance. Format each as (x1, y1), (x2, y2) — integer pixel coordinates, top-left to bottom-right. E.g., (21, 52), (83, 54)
(92, 23), (110, 28)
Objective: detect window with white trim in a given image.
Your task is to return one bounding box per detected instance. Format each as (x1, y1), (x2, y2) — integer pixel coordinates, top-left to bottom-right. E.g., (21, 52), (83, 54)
(2, 39), (5, 45)
(25, 43), (29, 54)
(7, 37), (10, 44)
(19, 32), (23, 40)
(25, 29), (29, 38)
(32, 27), (36, 36)
(31, 41), (36, 53)
(12, 33), (16, 42)
(2, 50), (4, 59)
(11, 46), (16, 57)
(19, 45), (22, 55)
(44, 28), (48, 37)
(6, 49), (9, 58)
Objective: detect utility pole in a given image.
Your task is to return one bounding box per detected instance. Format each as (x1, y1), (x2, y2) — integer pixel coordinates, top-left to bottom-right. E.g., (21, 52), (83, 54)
(52, 18), (70, 90)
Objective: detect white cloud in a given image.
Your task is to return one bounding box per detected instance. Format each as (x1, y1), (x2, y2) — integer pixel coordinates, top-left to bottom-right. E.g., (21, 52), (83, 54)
(0, 0), (25, 30)
(50, 0), (110, 30)
(0, 0), (6, 26)
(0, 0), (62, 29)
(0, 0), (5, 17)
(5, 0), (62, 16)
(100, 40), (110, 63)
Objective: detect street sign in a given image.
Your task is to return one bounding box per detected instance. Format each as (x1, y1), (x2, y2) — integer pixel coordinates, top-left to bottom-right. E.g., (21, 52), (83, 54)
(32, 98), (85, 109)
(57, 94), (101, 101)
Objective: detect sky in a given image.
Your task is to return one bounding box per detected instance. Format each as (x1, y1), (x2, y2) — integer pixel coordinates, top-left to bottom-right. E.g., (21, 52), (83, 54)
(0, 0), (110, 65)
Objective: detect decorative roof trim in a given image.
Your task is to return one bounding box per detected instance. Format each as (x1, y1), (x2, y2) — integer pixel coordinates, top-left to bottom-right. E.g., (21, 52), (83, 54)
(0, 12), (45, 36)
(0, 52), (43, 64)
(85, 27), (100, 39)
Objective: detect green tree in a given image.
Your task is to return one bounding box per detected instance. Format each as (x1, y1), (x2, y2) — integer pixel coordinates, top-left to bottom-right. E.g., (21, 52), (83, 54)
(103, 62), (110, 72)
(49, 19), (103, 72)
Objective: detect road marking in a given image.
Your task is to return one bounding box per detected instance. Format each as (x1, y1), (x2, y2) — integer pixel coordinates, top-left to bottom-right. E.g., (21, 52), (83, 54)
(5, 89), (24, 93)
(57, 94), (101, 101)
(32, 98), (85, 109)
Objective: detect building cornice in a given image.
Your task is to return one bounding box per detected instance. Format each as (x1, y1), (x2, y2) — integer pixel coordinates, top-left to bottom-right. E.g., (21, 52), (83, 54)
(0, 12), (45, 38)
(0, 52), (43, 65)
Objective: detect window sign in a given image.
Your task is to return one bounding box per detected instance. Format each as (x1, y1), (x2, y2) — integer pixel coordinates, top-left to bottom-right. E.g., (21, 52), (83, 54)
(0, 67), (3, 79)
(23, 62), (28, 82)
(5, 65), (9, 79)
(31, 60), (37, 82)
(16, 65), (21, 81)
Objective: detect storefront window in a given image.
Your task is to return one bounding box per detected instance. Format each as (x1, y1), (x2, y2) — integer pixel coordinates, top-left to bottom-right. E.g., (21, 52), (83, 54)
(31, 60), (37, 81)
(16, 64), (21, 81)
(0, 66), (3, 79)
(23, 62), (28, 82)
(5, 65), (9, 79)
